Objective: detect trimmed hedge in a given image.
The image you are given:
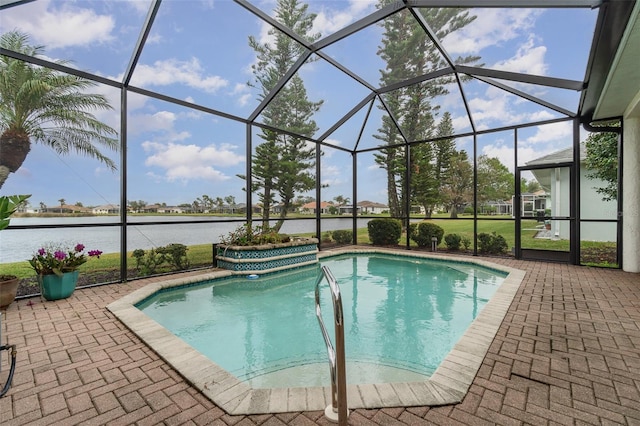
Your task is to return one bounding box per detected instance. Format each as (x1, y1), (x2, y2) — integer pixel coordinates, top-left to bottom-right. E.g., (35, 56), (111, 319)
(409, 222), (445, 248)
(368, 218), (402, 245)
(332, 229), (353, 244)
(444, 233), (462, 250)
(477, 232), (509, 254)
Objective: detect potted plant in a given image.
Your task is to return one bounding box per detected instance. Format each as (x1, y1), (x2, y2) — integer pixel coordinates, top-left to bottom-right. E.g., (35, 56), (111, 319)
(0, 194), (31, 309)
(28, 242), (102, 301)
(216, 223), (318, 274)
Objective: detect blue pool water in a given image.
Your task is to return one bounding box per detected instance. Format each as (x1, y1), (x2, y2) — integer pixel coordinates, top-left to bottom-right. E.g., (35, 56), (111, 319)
(137, 253), (507, 388)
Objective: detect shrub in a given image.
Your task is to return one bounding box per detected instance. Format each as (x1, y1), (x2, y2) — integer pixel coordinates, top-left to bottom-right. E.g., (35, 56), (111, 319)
(477, 232), (509, 255)
(332, 229), (353, 244)
(132, 243), (190, 276)
(368, 218), (402, 245)
(220, 224), (290, 246)
(410, 222), (445, 248)
(444, 233), (462, 250)
(461, 236), (471, 250)
(321, 231), (333, 243)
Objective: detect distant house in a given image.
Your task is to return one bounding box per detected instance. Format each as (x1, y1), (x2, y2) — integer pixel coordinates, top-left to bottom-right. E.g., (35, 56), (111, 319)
(338, 204), (359, 214)
(300, 201), (334, 214)
(157, 206), (185, 214)
(526, 144), (616, 242)
(43, 204), (91, 214)
(221, 204), (245, 214)
(357, 200), (388, 214)
(480, 199), (513, 216)
(92, 204), (120, 215)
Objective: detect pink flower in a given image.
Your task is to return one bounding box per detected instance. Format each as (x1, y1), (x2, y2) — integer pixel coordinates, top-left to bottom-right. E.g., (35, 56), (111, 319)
(88, 250), (102, 257)
(75, 243), (85, 252)
(54, 251), (66, 260)
(38, 248), (46, 256)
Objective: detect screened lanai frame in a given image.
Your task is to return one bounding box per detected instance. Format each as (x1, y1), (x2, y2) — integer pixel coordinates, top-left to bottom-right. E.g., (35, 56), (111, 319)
(0, 0), (629, 286)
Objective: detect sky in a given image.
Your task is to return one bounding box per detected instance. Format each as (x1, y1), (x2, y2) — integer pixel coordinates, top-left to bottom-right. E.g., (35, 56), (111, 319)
(0, 0), (599, 209)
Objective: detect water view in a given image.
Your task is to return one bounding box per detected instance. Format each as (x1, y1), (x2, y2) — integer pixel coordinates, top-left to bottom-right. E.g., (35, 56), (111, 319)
(1, 216), (371, 263)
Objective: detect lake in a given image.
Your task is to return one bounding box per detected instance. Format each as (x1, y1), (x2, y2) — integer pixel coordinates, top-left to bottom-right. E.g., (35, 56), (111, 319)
(1, 216), (371, 263)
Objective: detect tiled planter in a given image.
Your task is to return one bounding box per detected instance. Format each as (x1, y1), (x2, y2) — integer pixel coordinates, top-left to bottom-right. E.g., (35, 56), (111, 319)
(216, 238), (318, 274)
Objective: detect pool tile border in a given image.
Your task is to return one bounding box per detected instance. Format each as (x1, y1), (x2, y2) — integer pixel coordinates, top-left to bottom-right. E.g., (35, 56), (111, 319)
(107, 248), (525, 415)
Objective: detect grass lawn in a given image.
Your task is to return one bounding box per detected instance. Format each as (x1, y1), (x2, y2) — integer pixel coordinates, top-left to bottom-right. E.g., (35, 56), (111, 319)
(4, 217), (617, 282)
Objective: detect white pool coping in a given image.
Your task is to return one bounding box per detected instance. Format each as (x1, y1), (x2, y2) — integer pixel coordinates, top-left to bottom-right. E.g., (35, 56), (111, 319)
(107, 248), (525, 415)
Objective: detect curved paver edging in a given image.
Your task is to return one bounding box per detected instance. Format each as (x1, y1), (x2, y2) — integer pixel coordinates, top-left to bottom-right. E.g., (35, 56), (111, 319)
(107, 248), (525, 415)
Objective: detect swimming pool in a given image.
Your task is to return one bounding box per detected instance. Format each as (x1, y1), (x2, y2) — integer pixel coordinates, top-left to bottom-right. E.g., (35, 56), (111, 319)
(108, 248), (525, 414)
(136, 253), (506, 388)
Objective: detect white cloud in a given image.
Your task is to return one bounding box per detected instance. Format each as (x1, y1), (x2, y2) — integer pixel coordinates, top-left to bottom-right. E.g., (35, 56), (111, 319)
(142, 141), (245, 183)
(481, 144), (516, 172)
(479, 121), (572, 171)
(522, 121), (572, 146)
(2, 0), (115, 49)
(444, 9), (541, 55)
(131, 58), (228, 93)
(128, 111), (179, 135)
(312, 1), (376, 35)
(321, 164), (344, 187)
(493, 36), (548, 76)
(231, 83), (252, 107)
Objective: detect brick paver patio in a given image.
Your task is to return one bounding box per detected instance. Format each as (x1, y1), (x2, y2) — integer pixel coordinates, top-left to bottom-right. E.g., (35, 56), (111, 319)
(1, 256), (639, 425)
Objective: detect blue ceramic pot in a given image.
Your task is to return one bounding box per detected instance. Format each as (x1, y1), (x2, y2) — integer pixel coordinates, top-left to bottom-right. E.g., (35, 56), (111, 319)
(38, 270), (79, 301)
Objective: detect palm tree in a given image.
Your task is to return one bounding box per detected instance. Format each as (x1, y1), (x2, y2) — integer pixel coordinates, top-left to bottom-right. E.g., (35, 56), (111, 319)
(0, 31), (118, 189)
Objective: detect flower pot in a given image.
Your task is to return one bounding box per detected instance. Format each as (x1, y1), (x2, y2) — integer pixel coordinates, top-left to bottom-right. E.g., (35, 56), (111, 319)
(38, 271), (79, 301)
(0, 275), (19, 309)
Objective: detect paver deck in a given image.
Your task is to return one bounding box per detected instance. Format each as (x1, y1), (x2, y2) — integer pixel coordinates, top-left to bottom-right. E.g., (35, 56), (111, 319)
(1, 254), (639, 425)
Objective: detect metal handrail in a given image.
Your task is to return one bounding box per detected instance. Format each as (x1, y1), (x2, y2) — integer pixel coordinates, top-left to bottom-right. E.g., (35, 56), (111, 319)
(314, 266), (348, 425)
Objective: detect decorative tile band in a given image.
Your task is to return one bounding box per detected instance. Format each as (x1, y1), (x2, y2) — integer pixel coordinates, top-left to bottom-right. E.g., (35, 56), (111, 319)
(217, 253), (318, 273)
(216, 241), (319, 274)
(217, 242), (318, 260)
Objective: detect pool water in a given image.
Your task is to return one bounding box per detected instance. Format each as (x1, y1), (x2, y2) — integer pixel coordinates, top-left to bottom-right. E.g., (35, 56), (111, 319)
(137, 253), (506, 388)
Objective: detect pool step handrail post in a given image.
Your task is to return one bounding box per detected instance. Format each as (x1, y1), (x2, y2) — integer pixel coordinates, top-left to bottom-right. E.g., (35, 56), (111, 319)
(314, 266), (348, 425)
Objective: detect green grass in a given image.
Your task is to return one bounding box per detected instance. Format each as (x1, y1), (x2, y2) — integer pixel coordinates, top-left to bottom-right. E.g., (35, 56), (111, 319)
(1, 243), (215, 279)
(3, 219), (617, 280)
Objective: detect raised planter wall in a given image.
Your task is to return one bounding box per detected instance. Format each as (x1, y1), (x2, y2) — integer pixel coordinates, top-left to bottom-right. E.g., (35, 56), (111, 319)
(216, 238), (318, 274)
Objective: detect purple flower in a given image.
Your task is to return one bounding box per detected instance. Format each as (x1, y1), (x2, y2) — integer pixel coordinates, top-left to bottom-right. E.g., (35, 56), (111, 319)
(38, 248), (46, 256)
(74, 243), (85, 252)
(88, 250), (102, 257)
(54, 250), (67, 260)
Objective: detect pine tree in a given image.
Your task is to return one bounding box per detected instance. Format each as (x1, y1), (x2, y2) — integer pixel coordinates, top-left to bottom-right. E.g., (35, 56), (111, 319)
(373, 3), (479, 218)
(246, 0), (323, 231)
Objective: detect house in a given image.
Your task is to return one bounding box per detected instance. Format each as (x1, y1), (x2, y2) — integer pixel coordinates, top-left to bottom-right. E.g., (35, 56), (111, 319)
(92, 204), (120, 215)
(300, 201), (334, 214)
(357, 201), (388, 214)
(480, 199), (513, 216)
(42, 204), (92, 214)
(513, 190), (547, 218)
(526, 144), (617, 242)
(157, 206), (185, 214)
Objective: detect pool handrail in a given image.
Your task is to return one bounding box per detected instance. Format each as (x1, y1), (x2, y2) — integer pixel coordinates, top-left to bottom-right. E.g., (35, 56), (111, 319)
(314, 265), (348, 425)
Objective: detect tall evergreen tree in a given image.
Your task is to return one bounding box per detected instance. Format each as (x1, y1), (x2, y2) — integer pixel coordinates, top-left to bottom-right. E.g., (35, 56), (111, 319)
(245, 0), (323, 231)
(443, 150), (473, 218)
(373, 4), (479, 218)
(411, 112), (456, 218)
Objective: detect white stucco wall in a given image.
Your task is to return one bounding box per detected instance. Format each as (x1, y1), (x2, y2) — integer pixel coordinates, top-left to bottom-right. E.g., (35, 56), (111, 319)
(580, 168), (618, 242)
(622, 115), (640, 272)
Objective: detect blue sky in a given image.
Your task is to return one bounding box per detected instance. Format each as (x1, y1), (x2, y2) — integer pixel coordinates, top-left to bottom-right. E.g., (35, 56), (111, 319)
(0, 0), (598, 209)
